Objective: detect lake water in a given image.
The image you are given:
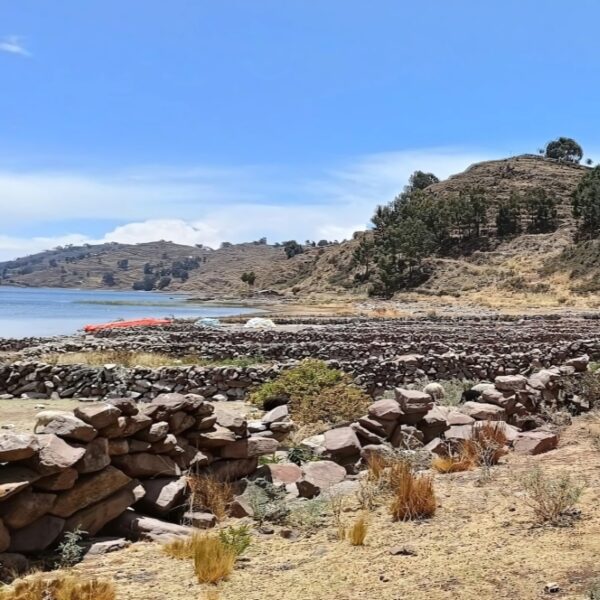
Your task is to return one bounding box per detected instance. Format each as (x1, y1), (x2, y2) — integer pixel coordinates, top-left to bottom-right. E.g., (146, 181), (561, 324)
(0, 286), (256, 338)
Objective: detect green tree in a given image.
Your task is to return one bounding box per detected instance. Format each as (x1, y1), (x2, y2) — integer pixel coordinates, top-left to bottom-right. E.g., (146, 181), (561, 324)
(117, 259), (129, 270)
(241, 271), (257, 288)
(523, 187), (558, 233)
(282, 240), (304, 259)
(101, 272), (116, 286)
(545, 137), (583, 164)
(351, 237), (375, 281)
(496, 193), (522, 237)
(572, 166), (600, 239)
(407, 170), (439, 191)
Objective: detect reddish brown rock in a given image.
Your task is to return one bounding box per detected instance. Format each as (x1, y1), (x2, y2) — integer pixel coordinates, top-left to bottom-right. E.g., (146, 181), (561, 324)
(324, 427), (361, 459)
(27, 434), (86, 476)
(0, 433), (39, 462)
(111, 453), (181, 478)
(220, 437), (279, 459)
(0, 489), (57, 529)
(8, 515), (65, 553)
(167, 412), (196, 435)
(101, 414), (152, 439)
(65, 487), (136, 536)
(513, 430), (559, 455)
(394, 389), (434, 414)
(185, 426), (236, 448)
(107, 438), (129, 456)
(494, 375), (527, 392)
(107, 398), (138, 416)
(134, 421), (169, 443)
(36, 415), (97, 443)
(0, 466), (40, 501)
(50, 466), (131, 518)
(203, 458), (258, 482)
(0, 520), (9, 553)
(368, 399), (402, 421)
(74, 403), (121, 429)
(76, 437), (110, 473)
(136, 477), (188, 517)
(460, 402), (506, 421)
(296, 461), (346, 499)
(34, 468), (78, 492)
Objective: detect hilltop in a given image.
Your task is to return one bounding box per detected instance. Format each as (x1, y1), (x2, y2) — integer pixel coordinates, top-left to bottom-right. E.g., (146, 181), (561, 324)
(1, 154), (598, 308)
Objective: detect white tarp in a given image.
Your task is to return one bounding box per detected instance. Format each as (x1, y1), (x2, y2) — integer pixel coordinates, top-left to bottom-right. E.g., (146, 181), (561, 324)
(243, 317), (276, 329)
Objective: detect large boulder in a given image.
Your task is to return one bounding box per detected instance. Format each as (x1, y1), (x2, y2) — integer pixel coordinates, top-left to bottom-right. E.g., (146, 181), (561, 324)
(296, 461), (346, 499)
(0, 489), (57, 529)
(36, 415), (97, 443)
(8, 515), (65, 553)
(111, 453), (181, 479)
(26, 434), (86, 476)
(513, 430), (559, 455)
(50, 466), (131, 518)
(324, 427), (361, 460)
(74, 404), (121, 429)
(0, 433), (39, 462)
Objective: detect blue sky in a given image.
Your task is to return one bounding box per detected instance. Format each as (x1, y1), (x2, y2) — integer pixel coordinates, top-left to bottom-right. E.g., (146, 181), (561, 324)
(1, 0), (599, 259)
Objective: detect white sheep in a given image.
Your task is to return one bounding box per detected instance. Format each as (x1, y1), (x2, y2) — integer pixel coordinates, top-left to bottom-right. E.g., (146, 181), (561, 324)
(423, 382), (446, 401)
(33, 410), (72, 433)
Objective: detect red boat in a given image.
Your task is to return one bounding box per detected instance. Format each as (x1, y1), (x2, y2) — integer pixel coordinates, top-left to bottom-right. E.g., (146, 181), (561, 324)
(83, 318), (172, 332)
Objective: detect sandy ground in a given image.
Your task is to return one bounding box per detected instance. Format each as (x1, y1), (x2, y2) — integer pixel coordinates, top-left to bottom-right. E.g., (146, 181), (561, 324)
(0, 398), (85, 432)
(40, 416), (599, 600)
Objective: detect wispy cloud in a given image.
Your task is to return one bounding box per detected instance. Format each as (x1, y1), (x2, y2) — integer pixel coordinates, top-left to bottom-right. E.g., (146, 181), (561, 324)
(0, 35), (31, 57)
(0, 148), (491, 261)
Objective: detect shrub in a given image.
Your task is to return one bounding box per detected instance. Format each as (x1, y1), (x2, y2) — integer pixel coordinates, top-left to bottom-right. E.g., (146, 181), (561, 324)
(347, 513), (368, 546)
(249, 359), (370, 426)
(589, 581), (600, 599)
(186, 474), (232, 521)
(218, 524), (251, 556)
(389, 460), (436, 521)
(431, 448), (476, 474)
(0, 574), (115, 600)
(55, 527), (86, 568)
(521, 467), (584, 524)
(471, 422), (508, 466)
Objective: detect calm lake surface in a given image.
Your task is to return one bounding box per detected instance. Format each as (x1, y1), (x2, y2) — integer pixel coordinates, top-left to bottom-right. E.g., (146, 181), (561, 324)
(0, 287), (255, 338)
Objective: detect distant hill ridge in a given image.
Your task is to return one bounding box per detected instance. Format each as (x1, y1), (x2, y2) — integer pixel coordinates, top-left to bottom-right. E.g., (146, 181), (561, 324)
(0, 154), (594, 301)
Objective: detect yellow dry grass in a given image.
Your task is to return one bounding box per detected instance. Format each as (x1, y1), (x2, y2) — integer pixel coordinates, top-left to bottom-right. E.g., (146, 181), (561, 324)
(0, 573), (115, 600)
(186, 474), (233, 521)
(389, 460), (437, 521)
(164, 533), (236, 584)
(347, 513), (368, 546)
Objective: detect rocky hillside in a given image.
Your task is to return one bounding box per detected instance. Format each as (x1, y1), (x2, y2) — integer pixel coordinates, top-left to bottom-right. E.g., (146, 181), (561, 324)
(0, 154), (595, 302)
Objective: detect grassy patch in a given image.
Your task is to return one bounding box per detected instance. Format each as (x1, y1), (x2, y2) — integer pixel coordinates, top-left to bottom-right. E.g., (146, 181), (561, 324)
(0, 574), (115, 600)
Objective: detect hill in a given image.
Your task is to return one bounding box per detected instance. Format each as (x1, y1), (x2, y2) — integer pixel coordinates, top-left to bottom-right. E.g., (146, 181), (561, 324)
(1, 154), (597, 307)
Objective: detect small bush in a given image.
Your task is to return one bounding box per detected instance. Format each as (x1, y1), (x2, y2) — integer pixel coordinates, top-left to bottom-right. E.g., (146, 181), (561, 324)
(218, 524), (251, 556)
(389, 460), (436, 521)
(472, 422), (508, 466)
(55, 527), (86, 568)
(347, 513), (368, 546)
(0, 574), (115, 600)
(589, 581), (600, 599)
(249, 359), (370, 426)
(186, 474), (232, 521)
(522, 467), (584, 524)
(431, 450), (475, 474)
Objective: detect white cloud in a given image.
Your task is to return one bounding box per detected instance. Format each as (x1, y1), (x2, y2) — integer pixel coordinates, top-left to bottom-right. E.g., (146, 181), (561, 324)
(0, 36), (30, 57)
(0, 148), (492, 261)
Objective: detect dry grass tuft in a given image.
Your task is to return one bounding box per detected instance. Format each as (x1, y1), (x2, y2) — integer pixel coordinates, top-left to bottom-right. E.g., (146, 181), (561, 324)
(431, 450), (475, 474)
(389, 460), (437, 521)
(187, 474), (232, 521)
(0, 574), (115, 600)
(347, 513), (369, 546)
(521, 467), (584, 525)
(164, 533), (236, 584)
(472, 422), (508, 466)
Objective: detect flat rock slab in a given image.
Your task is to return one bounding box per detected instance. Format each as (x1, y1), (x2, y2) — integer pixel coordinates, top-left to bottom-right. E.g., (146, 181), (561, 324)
(0, 489), (57, 529)
(136, 477), (188, 517)
(27, 434), (86, 476)
(37, 415), (98, 443)
(110, 510), (194, 542)
(513, 430), (559, 455)
(50, 465), (131, 518)
(0, 433), (39, 462)
(460, 402), (506, 421)
(324, 427), (361, 459)
(297, 461), (346, 498)
(112, 453), (181, 479)
(0, 466), (40, 502)
(74, 404), (121, 429)
(221, 437), (279, 459)
(368, 399), (402, 421)
(76, 437), (111, 474)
